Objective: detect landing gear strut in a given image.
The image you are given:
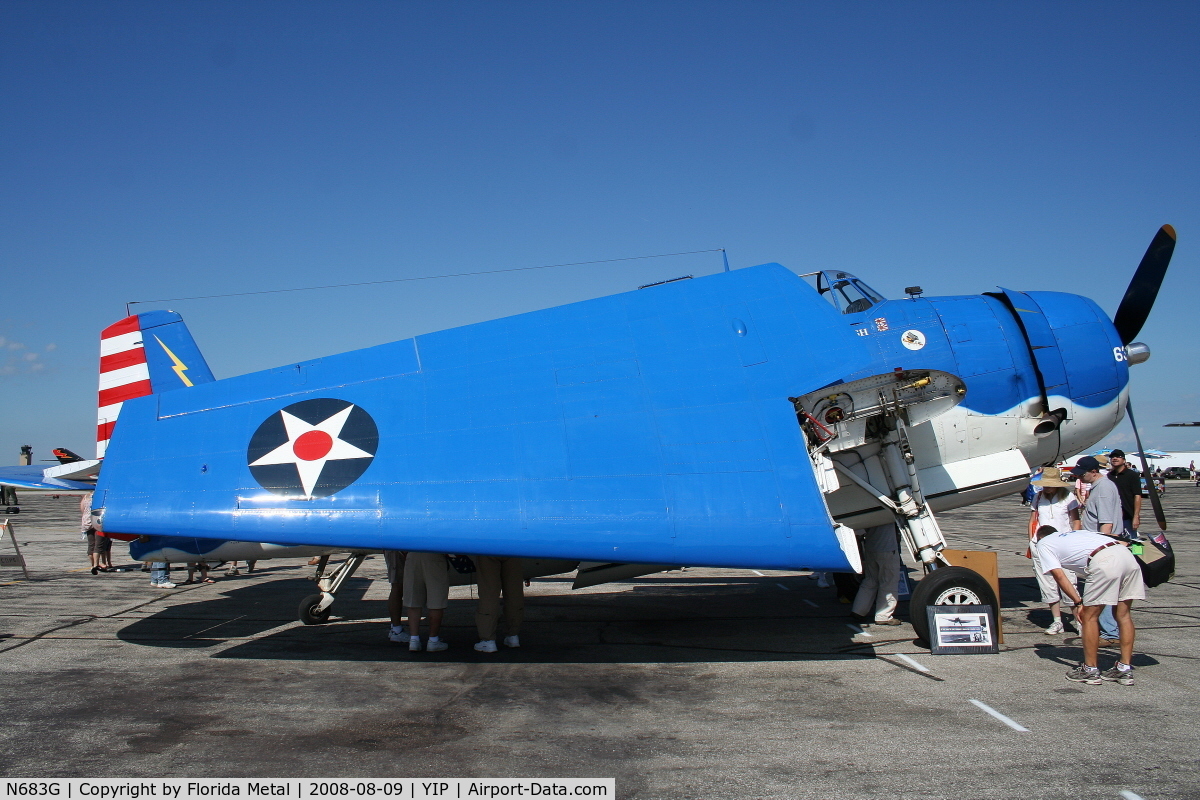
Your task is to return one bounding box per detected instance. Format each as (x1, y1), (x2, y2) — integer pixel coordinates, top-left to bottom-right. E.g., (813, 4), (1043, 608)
(297, 552), (368, 625)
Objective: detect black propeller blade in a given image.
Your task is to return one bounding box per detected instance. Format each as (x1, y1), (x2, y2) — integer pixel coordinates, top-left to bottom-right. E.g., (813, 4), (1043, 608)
(1125, 399), (1167, 531)
(1112, 224), (1176, 345)
(1112, 226), (1177, 530)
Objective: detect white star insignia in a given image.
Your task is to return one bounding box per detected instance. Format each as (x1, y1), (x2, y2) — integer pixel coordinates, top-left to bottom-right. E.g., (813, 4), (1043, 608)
(249, 405), (373, 497)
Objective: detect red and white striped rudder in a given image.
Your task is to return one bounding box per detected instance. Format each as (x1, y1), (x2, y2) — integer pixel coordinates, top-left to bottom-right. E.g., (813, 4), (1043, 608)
(97, 316), (152, 458)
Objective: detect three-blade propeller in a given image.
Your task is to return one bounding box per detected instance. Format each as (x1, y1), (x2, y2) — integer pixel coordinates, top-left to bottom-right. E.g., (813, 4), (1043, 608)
(1116, 225), (1176, 531)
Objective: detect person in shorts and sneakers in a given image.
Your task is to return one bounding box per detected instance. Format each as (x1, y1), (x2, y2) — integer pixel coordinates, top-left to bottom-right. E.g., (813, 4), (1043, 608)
(1036, 526), (1146, 685)
(1028, 468), (1080, 634)
(404, 552), (451, 652)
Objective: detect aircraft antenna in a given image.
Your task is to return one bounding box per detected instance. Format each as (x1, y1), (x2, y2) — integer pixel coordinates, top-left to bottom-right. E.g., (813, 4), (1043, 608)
(125, 249), (727, 308)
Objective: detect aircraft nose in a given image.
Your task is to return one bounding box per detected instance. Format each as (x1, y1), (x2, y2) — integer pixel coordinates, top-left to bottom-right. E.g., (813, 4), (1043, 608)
(1124, 341), (1151, 365)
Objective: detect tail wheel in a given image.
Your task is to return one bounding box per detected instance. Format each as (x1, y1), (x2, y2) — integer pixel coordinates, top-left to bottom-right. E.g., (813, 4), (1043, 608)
(909, 566), (997, 644)
(298, 593), (331, 625)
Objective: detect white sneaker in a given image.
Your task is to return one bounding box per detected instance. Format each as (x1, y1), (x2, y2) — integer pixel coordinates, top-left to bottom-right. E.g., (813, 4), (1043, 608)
(388, 626), (408, 642)
(503, 635), (520, 648)
(409, 636), (422, 652)
(155, 581), (177, 589)
(474, 640), (498, 653)
(1045, 619), (1065, 635)
(425, 640), (448, 652)
(816, 574), (831, 589)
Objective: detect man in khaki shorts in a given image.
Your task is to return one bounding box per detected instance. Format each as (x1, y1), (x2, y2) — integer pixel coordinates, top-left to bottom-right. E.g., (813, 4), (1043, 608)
(1036, 525), (1146, 685)
(404, 552), (451, 652)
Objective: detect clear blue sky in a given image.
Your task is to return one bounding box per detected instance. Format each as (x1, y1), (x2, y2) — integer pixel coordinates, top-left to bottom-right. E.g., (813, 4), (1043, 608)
(3, 1), (1198, 464)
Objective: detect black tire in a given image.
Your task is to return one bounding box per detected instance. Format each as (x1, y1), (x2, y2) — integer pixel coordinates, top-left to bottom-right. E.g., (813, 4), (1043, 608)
(909, 566), (997, 644)
(298, 593), (331, 625)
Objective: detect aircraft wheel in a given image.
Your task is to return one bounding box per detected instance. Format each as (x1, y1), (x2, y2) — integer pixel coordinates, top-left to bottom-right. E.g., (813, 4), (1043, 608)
(298, 593), (331, 625)
(909, 566), (997, 644)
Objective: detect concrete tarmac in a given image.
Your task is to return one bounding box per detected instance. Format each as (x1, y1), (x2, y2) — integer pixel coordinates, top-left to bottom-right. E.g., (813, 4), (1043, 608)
(1, 488), (1198, 799)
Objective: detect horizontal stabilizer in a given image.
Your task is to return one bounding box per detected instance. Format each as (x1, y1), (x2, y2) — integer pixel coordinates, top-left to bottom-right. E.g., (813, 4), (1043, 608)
(43, 460), (102, 481)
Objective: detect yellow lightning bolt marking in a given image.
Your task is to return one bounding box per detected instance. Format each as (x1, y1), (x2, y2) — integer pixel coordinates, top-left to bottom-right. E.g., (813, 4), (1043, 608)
(154, 335), (194, 387)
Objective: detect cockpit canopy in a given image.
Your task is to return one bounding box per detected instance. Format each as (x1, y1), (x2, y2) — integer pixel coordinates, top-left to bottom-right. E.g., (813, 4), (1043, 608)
(799, 271), (886, 315)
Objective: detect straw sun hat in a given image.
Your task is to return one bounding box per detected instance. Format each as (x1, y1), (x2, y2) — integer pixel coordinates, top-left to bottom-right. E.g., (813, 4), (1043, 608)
(1032, 467), (1074, 489)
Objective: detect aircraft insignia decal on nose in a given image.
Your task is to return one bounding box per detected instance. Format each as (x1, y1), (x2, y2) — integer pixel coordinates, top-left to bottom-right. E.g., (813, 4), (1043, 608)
(247, 398), (379, 497)
(901, 330), (926, 350)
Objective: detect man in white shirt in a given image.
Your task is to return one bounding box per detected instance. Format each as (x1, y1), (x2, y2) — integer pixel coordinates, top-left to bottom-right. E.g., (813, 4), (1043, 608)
(1036, 526), (1146, 685)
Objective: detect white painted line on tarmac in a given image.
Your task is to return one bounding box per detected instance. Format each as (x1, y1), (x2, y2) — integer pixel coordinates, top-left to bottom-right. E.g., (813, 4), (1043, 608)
(776, 583), (790, 590)
(752, 570), (765, 576)
(802, 598), (819, 608)
(969, 699), (1029, 732)
(895, 653), (930, 672)
(1119, 791), (1145, 800)
(846, 624), (872, 637)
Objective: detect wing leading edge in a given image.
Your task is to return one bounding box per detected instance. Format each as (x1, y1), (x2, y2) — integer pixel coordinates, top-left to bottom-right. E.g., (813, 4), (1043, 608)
(0, 466), (95, 492)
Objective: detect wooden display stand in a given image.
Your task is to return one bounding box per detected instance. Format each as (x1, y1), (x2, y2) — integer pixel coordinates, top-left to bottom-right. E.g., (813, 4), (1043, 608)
(941, 549), (1002, 643)
(0, 518), (30, 579)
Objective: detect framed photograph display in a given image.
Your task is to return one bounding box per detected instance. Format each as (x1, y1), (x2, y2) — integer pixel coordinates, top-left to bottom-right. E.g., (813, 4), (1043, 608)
(927, 604), (998, 655)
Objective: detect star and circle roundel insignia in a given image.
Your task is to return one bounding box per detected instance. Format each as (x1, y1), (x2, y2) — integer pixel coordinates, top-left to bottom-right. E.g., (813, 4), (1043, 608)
(247, 398), (379, 498)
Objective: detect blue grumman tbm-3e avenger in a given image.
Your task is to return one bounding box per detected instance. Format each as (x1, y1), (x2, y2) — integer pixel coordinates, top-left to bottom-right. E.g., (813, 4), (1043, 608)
(2, 226), (1177, 641)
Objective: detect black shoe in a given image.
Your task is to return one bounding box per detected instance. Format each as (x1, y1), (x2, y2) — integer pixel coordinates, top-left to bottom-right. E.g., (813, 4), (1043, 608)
(90, 566), (99, 575)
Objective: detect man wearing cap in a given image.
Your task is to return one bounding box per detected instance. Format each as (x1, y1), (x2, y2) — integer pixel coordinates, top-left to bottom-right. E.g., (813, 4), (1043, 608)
(1106, 450), (1142, 538)
(1098, 450), (1144, 642)
(1071, 455), (1127, 645)
(1035, 525), (1144, 685)
(1071, 456), (1122, 535)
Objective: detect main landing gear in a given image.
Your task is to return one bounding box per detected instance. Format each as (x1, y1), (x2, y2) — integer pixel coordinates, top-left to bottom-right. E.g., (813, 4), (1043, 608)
(298, 552), (368, 625)
(794, 370), (1000, 648)
(908, 565), (998, 644)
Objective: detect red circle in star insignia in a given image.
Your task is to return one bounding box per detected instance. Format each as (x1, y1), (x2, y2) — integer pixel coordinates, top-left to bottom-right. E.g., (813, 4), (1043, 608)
(293, 430), (334, 461)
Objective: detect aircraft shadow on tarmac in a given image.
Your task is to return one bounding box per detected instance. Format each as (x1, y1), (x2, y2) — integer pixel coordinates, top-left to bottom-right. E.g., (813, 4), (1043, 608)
(116, 573), (903, 664)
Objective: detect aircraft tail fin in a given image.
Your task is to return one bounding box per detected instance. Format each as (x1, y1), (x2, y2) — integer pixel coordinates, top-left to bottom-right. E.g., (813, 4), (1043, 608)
(52, 447), (85, 464)
(98, 311), (215, 458)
